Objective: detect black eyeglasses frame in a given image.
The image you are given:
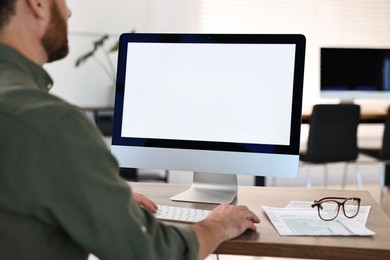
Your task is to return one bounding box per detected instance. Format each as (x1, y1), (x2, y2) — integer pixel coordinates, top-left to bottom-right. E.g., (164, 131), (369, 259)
(311, 197), (361, 221)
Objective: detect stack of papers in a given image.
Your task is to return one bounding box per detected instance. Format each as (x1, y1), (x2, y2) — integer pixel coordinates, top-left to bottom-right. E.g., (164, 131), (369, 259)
(262, 201), (375, 236)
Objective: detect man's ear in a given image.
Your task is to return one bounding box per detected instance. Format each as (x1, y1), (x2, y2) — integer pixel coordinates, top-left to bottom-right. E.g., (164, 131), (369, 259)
(24, 0), (49, 20)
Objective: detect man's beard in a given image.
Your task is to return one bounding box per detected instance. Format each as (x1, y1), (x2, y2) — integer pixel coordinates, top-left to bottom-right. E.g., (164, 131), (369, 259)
(41, 1), (69, 63)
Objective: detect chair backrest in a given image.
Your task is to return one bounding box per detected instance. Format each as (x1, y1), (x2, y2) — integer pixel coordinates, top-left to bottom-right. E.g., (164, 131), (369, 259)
(305, 104), (360, 163)
(380, 106), (390, 159)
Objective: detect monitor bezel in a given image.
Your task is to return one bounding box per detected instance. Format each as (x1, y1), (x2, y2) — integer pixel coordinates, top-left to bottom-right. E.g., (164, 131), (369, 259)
(112, 33), (306, 157)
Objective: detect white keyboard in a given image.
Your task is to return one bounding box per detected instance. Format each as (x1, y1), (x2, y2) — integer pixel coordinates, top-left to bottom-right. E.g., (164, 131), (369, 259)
(155, 205), (211, 223)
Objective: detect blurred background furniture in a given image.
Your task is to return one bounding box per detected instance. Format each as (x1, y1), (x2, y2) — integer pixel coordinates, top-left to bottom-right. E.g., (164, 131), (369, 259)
(120, 168), (169, 183)
(94, 109), (114, 136)
(300, 104), (361, 188)
(359, 105), (390, 198)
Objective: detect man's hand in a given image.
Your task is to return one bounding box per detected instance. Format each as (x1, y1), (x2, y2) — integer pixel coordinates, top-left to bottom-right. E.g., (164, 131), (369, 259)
(191, 204), (260, 260)
(132, 193), (158, 213)
(207, 204), (259, 237)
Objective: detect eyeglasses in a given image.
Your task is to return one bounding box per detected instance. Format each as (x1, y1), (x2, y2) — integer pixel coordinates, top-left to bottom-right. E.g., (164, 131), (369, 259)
(311, 197), (361, 221)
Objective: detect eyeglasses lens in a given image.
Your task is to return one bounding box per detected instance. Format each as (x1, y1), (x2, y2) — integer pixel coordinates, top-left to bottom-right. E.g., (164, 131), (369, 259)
(319, 201), (339, 220)
(343, 198), (360, 218)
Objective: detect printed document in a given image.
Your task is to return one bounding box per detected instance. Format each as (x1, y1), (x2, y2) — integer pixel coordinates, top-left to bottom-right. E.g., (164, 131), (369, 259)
(262, 201), (375, 236)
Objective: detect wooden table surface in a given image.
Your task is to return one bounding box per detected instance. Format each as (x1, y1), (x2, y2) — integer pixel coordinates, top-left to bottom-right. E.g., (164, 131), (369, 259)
(301, 104), (388, 123)
(130, 182), (390, 260)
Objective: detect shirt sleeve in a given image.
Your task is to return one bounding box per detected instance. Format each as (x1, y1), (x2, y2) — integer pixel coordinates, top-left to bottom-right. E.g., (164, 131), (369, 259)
(31, 107), (199, 260)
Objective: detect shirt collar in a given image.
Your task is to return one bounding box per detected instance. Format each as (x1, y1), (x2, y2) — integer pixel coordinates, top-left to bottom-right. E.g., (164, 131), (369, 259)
(0, 44), (53, 91)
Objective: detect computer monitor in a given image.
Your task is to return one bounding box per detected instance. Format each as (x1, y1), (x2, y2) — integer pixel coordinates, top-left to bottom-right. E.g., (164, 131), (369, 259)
(320, 47), (390, 102)
(111, 33), (306, 204)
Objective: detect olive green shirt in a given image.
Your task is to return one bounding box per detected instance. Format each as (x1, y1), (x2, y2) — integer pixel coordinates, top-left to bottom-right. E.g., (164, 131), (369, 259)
(0, 44), (198, 260)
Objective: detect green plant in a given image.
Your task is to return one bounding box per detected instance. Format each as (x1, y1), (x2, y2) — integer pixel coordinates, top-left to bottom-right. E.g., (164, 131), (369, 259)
(74, 34), (121, 85)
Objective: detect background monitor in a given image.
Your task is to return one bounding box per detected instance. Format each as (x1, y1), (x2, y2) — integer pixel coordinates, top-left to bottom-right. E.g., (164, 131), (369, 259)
(320, 47), (390, 102)
(111, 33), (306, 204)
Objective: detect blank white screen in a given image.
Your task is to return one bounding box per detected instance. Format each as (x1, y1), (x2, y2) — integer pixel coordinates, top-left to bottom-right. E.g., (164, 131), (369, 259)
(121, 43), (296, 145)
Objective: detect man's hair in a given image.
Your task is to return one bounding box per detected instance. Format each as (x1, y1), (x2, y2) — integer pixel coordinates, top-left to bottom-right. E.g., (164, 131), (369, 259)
(0, 0), (17, 30)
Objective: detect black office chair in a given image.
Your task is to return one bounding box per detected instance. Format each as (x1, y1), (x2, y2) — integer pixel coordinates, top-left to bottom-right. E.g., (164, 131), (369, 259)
(359, 106), (390, 194)
(300, 104), (361, 188)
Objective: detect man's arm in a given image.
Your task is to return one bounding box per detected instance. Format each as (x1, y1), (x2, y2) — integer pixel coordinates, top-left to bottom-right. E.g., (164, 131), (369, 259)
(38, 105), (259, 260)
(34, 107), (199, 260)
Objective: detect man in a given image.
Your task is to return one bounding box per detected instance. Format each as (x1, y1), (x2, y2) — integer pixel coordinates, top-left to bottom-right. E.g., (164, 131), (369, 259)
(0, 0), (260, 259)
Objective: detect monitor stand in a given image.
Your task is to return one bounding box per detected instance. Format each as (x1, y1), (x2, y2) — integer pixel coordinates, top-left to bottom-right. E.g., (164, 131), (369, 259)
(170, 172), (238, 204)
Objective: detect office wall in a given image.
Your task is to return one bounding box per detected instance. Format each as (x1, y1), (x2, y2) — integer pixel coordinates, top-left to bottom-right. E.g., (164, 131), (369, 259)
(195, 0), (390, 106)
(46, 0), (196, 107)
(46, 0), (390, 107)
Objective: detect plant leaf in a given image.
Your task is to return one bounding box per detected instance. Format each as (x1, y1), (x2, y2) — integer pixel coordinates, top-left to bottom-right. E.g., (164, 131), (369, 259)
(93, 34), (109, 51)
(74, 31), (135, 67)
(109, 41), (119, 53)
(74, 34), (109, 67)
(75, 51), (95, 67)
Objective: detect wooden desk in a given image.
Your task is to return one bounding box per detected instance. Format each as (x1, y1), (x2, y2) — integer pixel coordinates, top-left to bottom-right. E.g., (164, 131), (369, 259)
(302, 111), (386, 123)
(302, 112), (386, 124)
(302, 104), (388, 123)
(130, 182), (390, 260)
